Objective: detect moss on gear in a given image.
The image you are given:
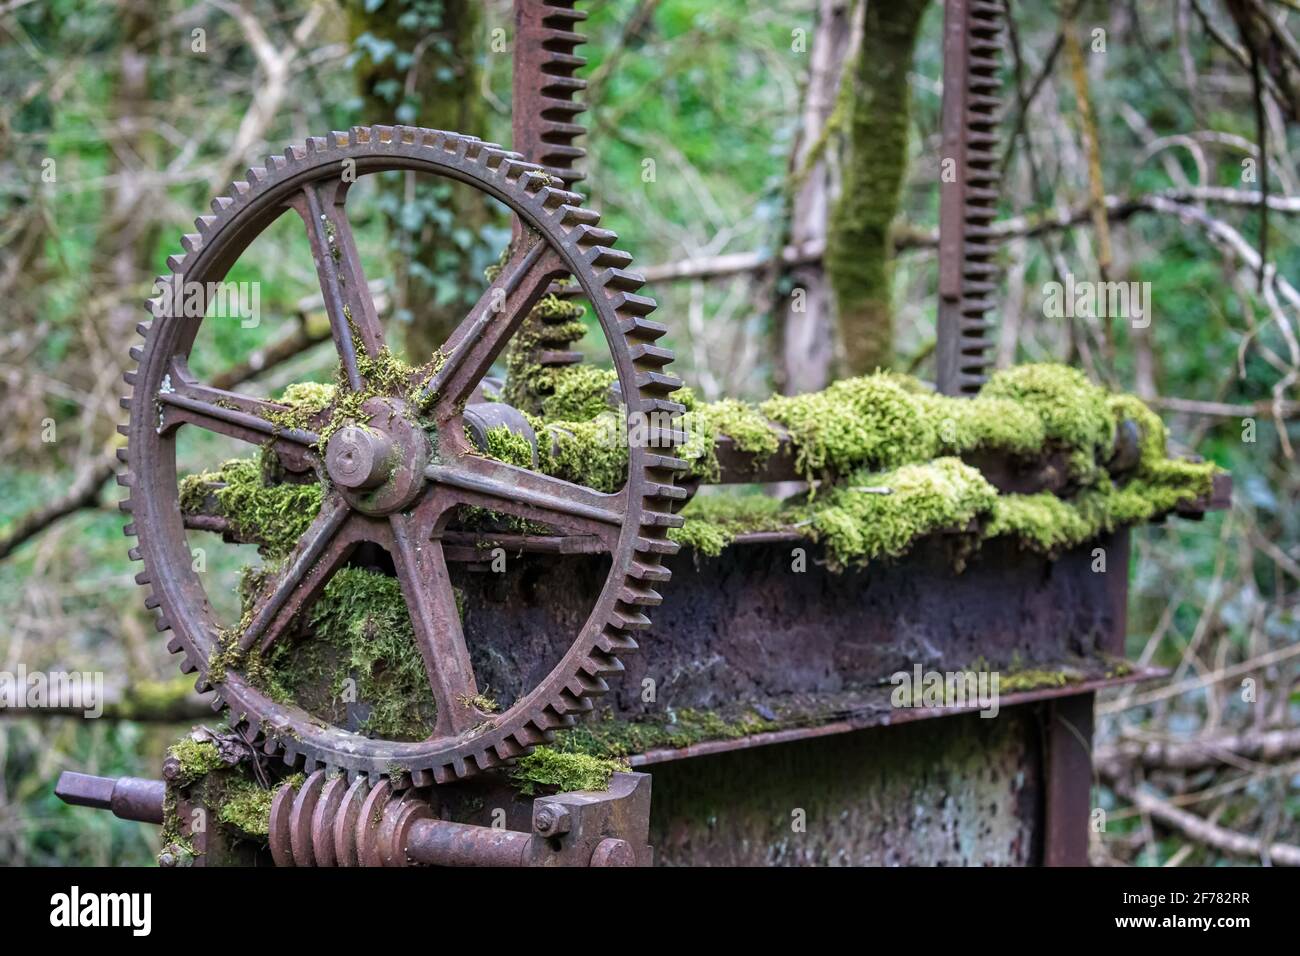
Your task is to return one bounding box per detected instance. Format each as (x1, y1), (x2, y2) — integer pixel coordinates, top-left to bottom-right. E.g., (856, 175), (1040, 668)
(120, 125), (685, 785)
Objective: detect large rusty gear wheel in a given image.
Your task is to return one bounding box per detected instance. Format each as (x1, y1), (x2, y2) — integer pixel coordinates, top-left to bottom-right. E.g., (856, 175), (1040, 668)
(120, 125), (686, 785)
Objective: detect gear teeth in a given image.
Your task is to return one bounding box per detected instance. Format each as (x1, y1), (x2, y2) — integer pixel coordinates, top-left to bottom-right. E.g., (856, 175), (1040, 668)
(598, 268), (646, 292)
(630, 343), (674, 366)
(557, 204), (599, 226)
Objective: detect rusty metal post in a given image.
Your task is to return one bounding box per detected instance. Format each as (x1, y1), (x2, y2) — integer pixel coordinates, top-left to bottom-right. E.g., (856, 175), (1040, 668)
(936, 0), (1005, 395)
(1043, 693), (1095, 866)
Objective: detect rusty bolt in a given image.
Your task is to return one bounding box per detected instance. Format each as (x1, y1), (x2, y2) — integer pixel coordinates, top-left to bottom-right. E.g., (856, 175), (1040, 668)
(161, 756), (183, 783)
(590, 838), (635, 867)
(533, 803), (572, 837)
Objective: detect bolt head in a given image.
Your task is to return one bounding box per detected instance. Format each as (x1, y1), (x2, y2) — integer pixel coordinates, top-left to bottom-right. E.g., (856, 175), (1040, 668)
(326, 425), (393, 490)
(533, 803), (572, 836)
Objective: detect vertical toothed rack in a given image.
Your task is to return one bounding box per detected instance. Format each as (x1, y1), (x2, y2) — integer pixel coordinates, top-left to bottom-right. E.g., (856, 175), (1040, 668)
(510, 0), (592, 378)
(936, 0), (1005, 396)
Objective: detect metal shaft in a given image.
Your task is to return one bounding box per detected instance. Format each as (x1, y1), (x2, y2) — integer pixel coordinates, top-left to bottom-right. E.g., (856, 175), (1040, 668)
(405, 818), (535, 867)
(55, 771), (165, 825)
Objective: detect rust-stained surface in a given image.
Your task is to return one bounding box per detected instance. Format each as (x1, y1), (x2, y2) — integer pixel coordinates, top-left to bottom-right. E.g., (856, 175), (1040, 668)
(646, 708), (1042, 866)
(461, 531), (1135, 722)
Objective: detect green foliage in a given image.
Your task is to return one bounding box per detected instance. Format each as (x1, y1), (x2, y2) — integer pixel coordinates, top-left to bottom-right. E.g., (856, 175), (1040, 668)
(294, 567), (439, 740)
(540, 365), (617, 422)
(535, 417), (628, 493)
(680, 398), (782, 481)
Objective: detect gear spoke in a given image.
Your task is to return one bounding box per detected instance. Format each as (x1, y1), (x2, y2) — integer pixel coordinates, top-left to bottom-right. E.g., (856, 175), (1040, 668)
(291, 179), (385, 391)
(236, 497), (353, 655)
(157, 358), (319, 454)
(389, 510), (483, 737)
(427, 455), (624, 547)
(419, 235), (566, 413)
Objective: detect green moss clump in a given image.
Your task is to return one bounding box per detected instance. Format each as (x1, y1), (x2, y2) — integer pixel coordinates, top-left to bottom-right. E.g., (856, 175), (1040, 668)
(278, 381), (335, 417)
(922, 394), (1047, 457)
(217, 775), (304, 837)
(541, 366), (617, 422)
(669, 493), (792, 557)
(535, 416), (628, 493)
(987, 491), (1096, 553)
(808, 458), (997, 567)
(211, 566), (438, 740)
(481, 424), (535, 468)
(997, 668), (1081, 694)
(179, 458), (322, 560)
(510, 746), (627, 795)
(680, 398), (782, 481)
(980, 363), (1115, 480)
(166, 738), (224, 786)
(762, 372), (940, 482)
(288, 567), (437, 740)
(500, 287), (590, 416)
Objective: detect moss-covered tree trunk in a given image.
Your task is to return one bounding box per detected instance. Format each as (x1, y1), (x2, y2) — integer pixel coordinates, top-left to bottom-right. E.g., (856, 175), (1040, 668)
(825, 0), (929, 376)
(348, 0), (491, 361)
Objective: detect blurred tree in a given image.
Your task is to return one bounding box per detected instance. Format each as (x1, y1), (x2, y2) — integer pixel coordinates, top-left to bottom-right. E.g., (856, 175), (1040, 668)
(825, 0), (929, 376)
(775, 0), (850, 395)
(348, 0), (495, 361)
